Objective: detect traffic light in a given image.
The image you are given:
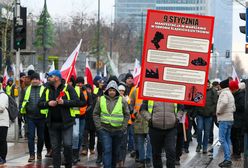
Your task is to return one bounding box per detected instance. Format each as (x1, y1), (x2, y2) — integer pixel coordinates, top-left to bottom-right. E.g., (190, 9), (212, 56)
(239, 6), (248, 42)
(13, 7), (26, 50)
(246, 44), (248, 54)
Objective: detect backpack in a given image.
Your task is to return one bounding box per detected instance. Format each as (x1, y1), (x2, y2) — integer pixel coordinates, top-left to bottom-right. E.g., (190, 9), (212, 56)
(7, 95), (18, 122)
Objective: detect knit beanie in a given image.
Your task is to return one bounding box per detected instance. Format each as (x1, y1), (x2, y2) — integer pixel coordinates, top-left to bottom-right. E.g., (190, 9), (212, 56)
(28, 70), (35, 77)
(76, 76), (85, 84)
(229, 80), (239, 91)
(220, 79), (229, 89)
(30, 72), (40, 80)
(125, 73), (133, 81)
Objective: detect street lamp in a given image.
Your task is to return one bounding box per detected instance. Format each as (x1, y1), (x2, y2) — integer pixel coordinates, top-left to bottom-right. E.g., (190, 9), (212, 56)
(28, 12), (35, 65)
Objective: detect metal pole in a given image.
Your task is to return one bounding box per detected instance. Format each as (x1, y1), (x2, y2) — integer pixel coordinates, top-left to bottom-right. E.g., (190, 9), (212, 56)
(15, 0), (21, 142)
(43, 0), (47, 73)
(140, 12), (144, 61)
(97, 0), (100, 75)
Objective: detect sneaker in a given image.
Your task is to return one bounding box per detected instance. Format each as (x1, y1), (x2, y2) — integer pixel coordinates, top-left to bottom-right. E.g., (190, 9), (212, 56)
(37, 153), (42, 160)
(218, 160), (232, 167)
(192, 133), (197, 138)
(175, 160), (180, 165)
(28, 155), (35, 162)
(196, 145), (201, 152)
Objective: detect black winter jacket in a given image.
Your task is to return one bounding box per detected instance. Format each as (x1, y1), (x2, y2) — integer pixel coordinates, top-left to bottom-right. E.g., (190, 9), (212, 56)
(233, 89), (245, 128)
(38, 83), (83, 128)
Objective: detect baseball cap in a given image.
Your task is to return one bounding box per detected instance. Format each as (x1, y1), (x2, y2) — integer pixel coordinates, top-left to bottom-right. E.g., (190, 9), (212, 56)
(47, 70), (62, 79)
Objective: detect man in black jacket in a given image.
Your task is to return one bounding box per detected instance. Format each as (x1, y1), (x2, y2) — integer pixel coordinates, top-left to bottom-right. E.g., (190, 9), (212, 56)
(230, 80), (245, 159)
(38, 70), (82, 168)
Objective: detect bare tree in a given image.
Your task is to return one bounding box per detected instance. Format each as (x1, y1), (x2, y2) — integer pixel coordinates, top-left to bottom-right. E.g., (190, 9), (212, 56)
(232, 54), (245, 78)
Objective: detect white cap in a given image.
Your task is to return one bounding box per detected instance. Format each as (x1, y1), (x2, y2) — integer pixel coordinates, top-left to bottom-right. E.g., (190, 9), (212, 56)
(118, 85), (126, 91)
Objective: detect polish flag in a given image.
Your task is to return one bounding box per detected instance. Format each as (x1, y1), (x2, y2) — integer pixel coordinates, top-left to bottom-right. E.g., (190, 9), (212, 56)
(232, 66), (240, 83)
(132, 59), (141, 85)
(84, 58), (93, 88)
(61, 39), (82, 83)
(3, 66), (9, 89)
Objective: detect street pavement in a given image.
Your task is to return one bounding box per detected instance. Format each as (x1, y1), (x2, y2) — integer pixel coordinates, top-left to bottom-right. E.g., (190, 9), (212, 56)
(4, 124), (244, 168)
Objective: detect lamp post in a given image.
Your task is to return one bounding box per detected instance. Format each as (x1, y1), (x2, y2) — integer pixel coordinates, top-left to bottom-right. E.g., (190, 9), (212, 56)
(28, 12), (35, 65)
(97, 0), (100, 75)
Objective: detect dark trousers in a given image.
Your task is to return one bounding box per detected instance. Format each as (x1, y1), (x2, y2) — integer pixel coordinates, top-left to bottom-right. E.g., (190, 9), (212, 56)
(127, 125), (135, 151)
(84, 129), (96, 150)
(209, 116), (218, 143)
(44, 124), (51, 151)
(49, 123), (73, 168)
(149, 127), (177, 168)
(18, 116), (23, 137)
(176, 124), (184, 161)
(231, 127), (244, 155)
(97, 132), (103, 159)
(0, 127), (8, 161)
(27, 118), (45, 155)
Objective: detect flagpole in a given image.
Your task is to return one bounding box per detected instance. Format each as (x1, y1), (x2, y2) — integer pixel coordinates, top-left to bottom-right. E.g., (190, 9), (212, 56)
(65, 59), (75, 83)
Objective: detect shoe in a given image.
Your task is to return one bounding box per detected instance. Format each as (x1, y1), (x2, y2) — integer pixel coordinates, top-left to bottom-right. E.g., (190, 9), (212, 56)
(202, 149), (207, 154)
(175, 160), (180, 165)
(196, 145), (201, 152)
(184, 148), (189, 153)
(136, 160), (145, 168)
(232, 154), (241, 160)
(81, 150), (88, 155)
(90, 150), (95, 154)
(37, 153), (42, 160)
(45, 150), (52, 157)
(145, 159), (152, 167)
(192, 133), (197, 138)
(28, 155), (35, 162)
(130, 150), (136, 158)
(72, 149), (79, 165)
(96, 157), (102, 164)
(218, 160), (232, 167)
(0, 157), (6, 165)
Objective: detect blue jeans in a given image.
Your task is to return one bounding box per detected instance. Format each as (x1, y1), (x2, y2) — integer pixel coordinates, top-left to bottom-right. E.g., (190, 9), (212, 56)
(128, 125), (135, 151)
(27, 118), (45, 155)
(99, 129), (124, 168)
(219, 121), (233, 161)
(78, 118), (86, 149)
(134, 134), (152, 161)
(196, 115), (212, 150)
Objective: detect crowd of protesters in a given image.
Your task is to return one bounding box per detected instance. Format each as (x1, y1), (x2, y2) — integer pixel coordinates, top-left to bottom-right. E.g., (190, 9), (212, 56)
(0, 69), (247, 168)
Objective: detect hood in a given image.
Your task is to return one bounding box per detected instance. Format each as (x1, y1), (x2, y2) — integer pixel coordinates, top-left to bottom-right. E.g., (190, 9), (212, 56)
(104, 80), (120, 96)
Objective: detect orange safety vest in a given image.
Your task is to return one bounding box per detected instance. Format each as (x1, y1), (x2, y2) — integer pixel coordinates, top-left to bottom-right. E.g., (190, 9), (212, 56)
(134, 87), (143, 113)
(128, 86), (139, 125)
(79, 90), (88, 116)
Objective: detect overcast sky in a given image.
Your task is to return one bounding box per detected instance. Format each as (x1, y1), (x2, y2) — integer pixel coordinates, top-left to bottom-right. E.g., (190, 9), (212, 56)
(21, 0), (115, 22)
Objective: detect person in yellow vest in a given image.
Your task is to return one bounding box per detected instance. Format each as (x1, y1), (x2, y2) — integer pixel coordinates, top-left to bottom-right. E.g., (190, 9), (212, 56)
(5, 78), (14, 97)
(38, 70), (83, 168)
(130, 86), (152, 167)
(140, 100), (177, 168)
(20, 73), (47, 162)
(93, 80), (130, 168)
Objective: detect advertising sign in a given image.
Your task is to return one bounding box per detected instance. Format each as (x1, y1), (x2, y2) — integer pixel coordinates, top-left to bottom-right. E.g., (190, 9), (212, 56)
(139, 10), (215, 106)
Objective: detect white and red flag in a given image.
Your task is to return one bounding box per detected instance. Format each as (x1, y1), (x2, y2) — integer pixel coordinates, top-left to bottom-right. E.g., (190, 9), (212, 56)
(61, 39), (82, 83)
(3, 66), (9, 89)
(232, 65), (240, 83)
(132, 59), (141, 85)
(49, 61), (55, 72)
(84, 58), (93, 88)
